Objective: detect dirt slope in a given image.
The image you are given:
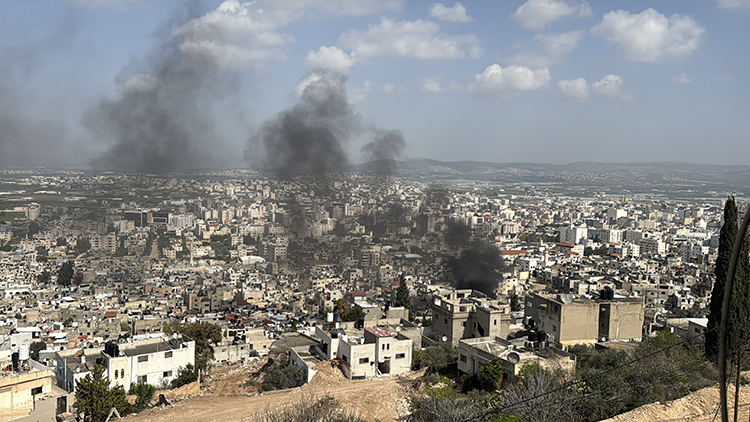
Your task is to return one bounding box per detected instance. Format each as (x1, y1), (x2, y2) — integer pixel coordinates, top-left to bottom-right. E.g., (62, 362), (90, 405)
(123, 361), (420, 422)
(603, 384), (750, 422)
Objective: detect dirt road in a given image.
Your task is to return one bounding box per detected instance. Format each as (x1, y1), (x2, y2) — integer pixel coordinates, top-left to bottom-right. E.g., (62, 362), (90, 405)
(124, 361), (420, 422)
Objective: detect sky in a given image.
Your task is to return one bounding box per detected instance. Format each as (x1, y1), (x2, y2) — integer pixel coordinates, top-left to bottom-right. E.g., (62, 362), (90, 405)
(0, 0), (748, 171)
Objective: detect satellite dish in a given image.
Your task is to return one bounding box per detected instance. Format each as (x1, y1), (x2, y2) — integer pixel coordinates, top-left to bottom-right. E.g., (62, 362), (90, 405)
(507, 352), (520, 364)
(442, 336), (448, 342)
(396, 326), (402, 332)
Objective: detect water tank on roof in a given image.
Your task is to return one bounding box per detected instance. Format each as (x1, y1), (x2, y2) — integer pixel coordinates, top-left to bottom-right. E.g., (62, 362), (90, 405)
(506, 352), (520, 364)
(327, 312), (334, 323)
(18, 344), (29, 361)
(333, 312), (340, 322)
(528, 331), (537, 342)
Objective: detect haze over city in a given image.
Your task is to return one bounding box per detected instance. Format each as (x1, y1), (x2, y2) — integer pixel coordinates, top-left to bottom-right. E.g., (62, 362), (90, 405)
(1, 0), (748, 171)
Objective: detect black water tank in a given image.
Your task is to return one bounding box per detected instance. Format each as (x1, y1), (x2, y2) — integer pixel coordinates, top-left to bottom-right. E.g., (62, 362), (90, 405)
(528, 331), (537, 342)
(537, 331), (546, 343)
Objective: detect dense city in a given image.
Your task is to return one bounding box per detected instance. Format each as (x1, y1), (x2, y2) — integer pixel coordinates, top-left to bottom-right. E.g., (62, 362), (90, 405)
(0, 166), (746, 422)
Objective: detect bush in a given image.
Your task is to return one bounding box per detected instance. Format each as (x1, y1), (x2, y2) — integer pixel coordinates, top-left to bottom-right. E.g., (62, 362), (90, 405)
(170, 364), (199, 389)
(262, 363), (305, 391)
(255, 393), (366, 422)
(413, 343), (456, 373)
(128, 382), (155, 412)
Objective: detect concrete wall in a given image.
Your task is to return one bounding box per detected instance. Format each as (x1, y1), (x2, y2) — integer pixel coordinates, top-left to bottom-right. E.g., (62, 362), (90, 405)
(0, 370), (54, 411)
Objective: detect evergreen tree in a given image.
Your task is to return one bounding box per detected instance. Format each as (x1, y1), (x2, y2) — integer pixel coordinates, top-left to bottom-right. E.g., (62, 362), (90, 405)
(57, 261), (75, 287)
(706, 197), (739, 358)
(73, 365), (128, 422)
(395, 274), (411, 309)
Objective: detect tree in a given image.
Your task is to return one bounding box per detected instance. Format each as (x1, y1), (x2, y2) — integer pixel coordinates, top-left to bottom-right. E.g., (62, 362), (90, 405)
(37, 270), (51, 285)
(73, 365), (128, 422)
(75, 237), (91, 255)
(35, 246), (48, 262)
(170, 364), (199, 389)
(395, 274), (411, 309)
(413, 343), (456, 373)
(57, 261), (74, 287)
(128, 381), (155, 412)
(57, 237), (68, 247)
(330, 298), (366, 322)
(73, 271), (84, 285)
(164, 322), (222, 372)
(509, 292), (521, 312)
(30, 341), (47, 361)
(706, 197), (739, 358)
(262, 361), (305, 391)
(478, 357), (505, 391)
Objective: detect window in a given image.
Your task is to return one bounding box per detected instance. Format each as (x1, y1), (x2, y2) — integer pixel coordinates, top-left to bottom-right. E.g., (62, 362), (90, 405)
(31, 386), (43, 395)
(137, 375), (147, 383)
(493, 320), (497, 326)
(164, 351), (173, 358)
(163, 371), (172, 377)
(387, 344), (390, 350)
(114, 370), (118, 379)
(462, 321), (466, 327)
(138, 356), (148, 362)
(341, 354), (348, 363)
(460, 354), (467, 363)
(382, 344), (385, 350)
(359, 357), (369, 364)
(396, 353), (405, 359)
(444, 318), (447, 324)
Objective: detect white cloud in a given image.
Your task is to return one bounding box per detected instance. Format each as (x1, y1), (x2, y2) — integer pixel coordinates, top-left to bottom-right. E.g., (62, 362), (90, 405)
(468, 64), (551, 98)
(672, 73), (694, 84)
(713, 0), (750, 9)
(305, 46), (356, 74)
(338, 18), (482, 59)
(592, 74), (622, 97)
(429, 2), (473, 23)
(350, 80), (373, 103)
(174, 0), (296, 68)
(557, 78), (590, 100)
(511, 0), (592, 31)
(382, 83), (406, 95)
(558, 74), (624, 101)
(591, 8), (705, 62)
(420, 77), (463, 93)
(510, 30), (583, 67)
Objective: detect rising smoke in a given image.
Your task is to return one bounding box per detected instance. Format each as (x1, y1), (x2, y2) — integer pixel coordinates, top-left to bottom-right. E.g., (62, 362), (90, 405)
(0, 15), (78, 168)
(444, 222), (505, 298)
(246, 72), (406, 175)
(85, 2), (236, 173)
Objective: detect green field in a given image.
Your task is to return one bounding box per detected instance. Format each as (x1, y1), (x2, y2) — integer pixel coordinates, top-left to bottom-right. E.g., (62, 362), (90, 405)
(0, 211), (25, 221)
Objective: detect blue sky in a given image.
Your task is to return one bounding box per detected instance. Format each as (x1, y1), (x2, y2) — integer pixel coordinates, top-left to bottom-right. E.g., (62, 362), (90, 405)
(0, 0), (748, 169)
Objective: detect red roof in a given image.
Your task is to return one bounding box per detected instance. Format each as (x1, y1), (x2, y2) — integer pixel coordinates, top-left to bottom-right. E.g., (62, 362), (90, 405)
(500, 250), (529, 255)
(104, 311), (117, 318)
(556, 242), (574, 248)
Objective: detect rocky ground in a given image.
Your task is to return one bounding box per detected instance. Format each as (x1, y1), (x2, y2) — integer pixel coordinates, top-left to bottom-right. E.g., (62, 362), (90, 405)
(123, 360), (422, 422)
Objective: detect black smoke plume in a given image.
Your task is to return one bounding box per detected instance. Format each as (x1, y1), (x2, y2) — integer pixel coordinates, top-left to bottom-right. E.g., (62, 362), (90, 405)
(361, 129), (406, 173)
(247, 72), (405, 175)
(444, 222), (505, 298)
(86, 2), (231, 173)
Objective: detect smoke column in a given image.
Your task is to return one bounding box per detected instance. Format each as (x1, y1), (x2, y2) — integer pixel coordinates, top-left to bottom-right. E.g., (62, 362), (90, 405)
(86, 2), (238, 173)
(444, 222), (505, 298)
(361, 128), (406, 173)
(247, 72), (406, 175)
